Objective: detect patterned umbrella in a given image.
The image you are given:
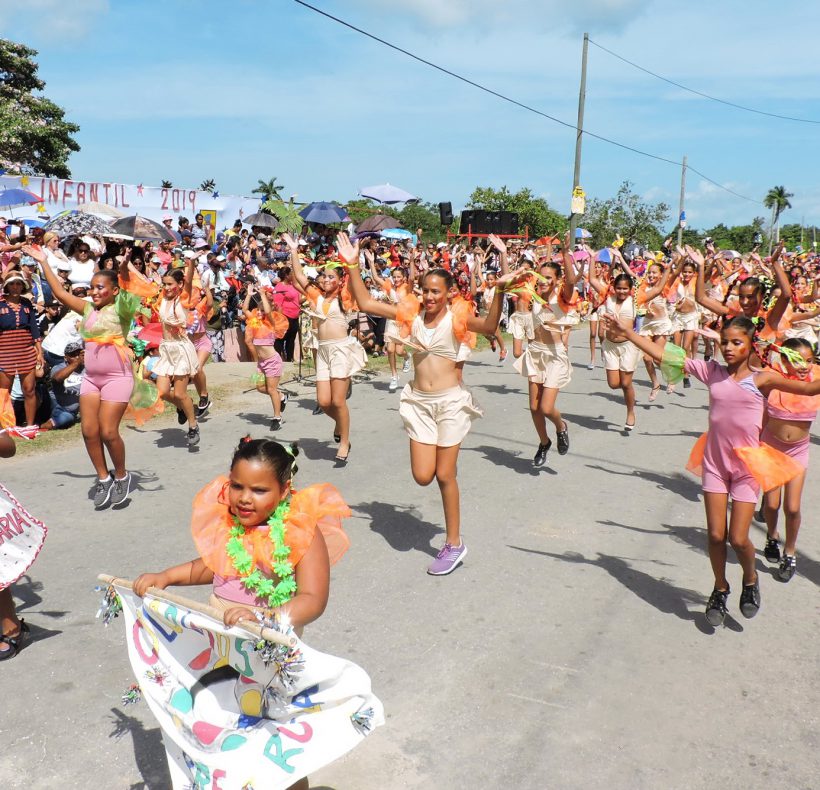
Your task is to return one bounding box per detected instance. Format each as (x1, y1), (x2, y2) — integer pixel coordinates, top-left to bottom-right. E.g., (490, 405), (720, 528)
(44, 211), (128, 238)
(355, 214), (401, 233)
(110, 215), (176, 242)
(75, 201), (125, 219)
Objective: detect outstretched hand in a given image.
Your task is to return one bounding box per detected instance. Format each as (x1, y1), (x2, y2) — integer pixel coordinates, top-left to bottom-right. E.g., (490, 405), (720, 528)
(601, 311), (631, 340)
(487, 234), (507, 254)
(685, 245), (705, 266)
(281, 233), (299, 253)
(21, 244), (46, 264)
(335, 232), (360, 265)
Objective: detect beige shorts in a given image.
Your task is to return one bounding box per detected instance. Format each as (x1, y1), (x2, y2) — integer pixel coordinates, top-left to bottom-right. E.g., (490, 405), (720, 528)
(399, 384), (482, 447)
(508, 311), (534, 341)
(602, 338), (641, 373)
(639, 318), (673, 338)
(672, 310), (699, 332)
(513, 341), (571, 388)
(315, 336), (367, 382)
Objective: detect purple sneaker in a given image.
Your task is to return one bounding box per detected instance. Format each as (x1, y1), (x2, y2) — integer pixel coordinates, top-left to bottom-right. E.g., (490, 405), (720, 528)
(427, 542), (468, 576)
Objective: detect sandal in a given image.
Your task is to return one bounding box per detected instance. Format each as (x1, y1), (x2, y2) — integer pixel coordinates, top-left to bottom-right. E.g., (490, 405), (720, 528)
(648, 385), (661, 403)
(0, 620), (29, 661)
(335, 444), (351, 465)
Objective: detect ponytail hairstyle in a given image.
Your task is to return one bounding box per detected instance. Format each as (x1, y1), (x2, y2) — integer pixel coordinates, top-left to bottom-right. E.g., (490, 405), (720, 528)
(422, 267), (455, 289)
(539, 260), (562, 278)
(231, 437), (299, 487)
(722, 315), (756, 339)
(612, 272), (634, 290)
(164, 267), (185, 285)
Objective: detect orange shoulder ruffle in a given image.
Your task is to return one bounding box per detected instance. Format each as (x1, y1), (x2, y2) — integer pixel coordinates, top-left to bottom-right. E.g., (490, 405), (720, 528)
(191, 477), (350, 578)
(450, 296), (477, 349)
(246, 309), (289, 341)
(768, 365), (820, 415)
(119, 271), (160, 300)
(395, 292), (421, 337)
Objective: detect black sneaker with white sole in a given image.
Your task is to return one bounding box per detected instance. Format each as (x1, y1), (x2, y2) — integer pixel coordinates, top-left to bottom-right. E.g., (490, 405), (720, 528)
(705, 587), (730, 626)
(197, 396), (211, 418)
(93, 476), (114, 508)
(187, 425), (200, 447)
(739, 578), (761, 618)
(777, 555), (796, 582)
(110, 473), (132, 506)
(764, 537), (781, 564)
(270, 417), (282, 431)
(533, 441), (551, 468)
(556, 424), (570, 455)
(280, 394), (288, 414)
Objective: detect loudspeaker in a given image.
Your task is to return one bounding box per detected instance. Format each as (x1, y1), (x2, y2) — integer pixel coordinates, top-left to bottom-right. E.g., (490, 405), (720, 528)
(438, 201), (453, 226)
(500, 211), (519, 235)
(460, 209), (489, 234)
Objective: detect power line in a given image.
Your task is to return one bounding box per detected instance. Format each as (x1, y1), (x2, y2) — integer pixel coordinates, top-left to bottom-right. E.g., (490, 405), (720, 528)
(292, 0), (762, 205)
(588, 38), (820, 126)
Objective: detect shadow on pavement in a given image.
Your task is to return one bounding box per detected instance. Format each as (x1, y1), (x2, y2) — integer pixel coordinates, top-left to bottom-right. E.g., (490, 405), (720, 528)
(296, 436), (344, 463)
(237, 411), (272, 427)
(12, 575), (69, 619)
(585, 463), (702, 502)
(353, 501), (442, 558)
(109, 708), (172, 790)
(151, 427), (191, 449)
(507, 546), (741, 633)
(467, 444), (555, 476)
(560, 412), (615, 432)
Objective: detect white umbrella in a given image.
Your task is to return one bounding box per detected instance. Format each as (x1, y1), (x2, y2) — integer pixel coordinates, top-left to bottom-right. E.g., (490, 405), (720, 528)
(76, 201), (125, 219)
(358, 183), (418, 204)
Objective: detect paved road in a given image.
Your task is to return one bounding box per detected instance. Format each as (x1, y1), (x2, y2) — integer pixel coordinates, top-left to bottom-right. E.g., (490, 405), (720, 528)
(2, 335), (819, 789)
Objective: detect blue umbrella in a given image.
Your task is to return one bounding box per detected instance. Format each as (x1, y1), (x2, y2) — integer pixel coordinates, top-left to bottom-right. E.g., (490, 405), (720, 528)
(359, 183), (418, 204)
(298, 201), (350, 225)
(0, 187), (44, 211)
(379, 228), (417, 244)
(574, 227), (592, 240)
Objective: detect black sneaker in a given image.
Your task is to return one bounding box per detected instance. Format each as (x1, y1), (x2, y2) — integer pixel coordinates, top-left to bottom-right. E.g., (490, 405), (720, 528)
(187, 425), (200, 447)
(110, 473), (132, 506)
(312, 404), (323, 416)
(533, 441), (551, 468)
(777, 555), (796, 583)
(683, 377), (691, 389)
(764, 537), (781, 564)
(739, 578), (761, 618)
(176, 408), (187, 425)
(705, 587), (730, 626)
(196, 396), (211, 418)
(93, 476), (114, 508)
(270, 417), (282, 431)
(279, 394), (288, 414)
(556, 424), (569, 455)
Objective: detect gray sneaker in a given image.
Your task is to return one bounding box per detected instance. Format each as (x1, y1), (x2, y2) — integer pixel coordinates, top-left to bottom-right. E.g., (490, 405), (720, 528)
(93, 476), (114, 508)
(187, 425), (200, 447)
(110, 473), (132, 506)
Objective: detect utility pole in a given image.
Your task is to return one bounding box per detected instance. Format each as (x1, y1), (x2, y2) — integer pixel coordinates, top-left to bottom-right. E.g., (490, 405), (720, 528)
(676, 155), (687, 247)
(569, 33), (589, 248)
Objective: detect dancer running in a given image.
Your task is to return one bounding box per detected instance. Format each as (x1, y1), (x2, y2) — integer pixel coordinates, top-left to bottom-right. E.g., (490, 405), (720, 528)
(283, 234), (365, 464)
(146, 258), (201, 447)
(760, 338), (819, 581)
(340, 232), (524, 575)
(242, 284), (289, 431)
(513, 241), (578, 466)
(187, 270), (214, 419)
(636, 259), (674, 401)
(588, 267), (640, 430)
(28, 245), (145, 507)
(607, 315), (820, 625)
(367, 262), (412, 392)
(669, 259), (698, 392)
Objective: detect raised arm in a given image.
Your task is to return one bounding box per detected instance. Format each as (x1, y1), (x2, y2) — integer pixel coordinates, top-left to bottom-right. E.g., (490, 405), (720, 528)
(242, 283), (257, 321)
(487, 234), (509, 275)
(691, 246), (729, 316)
(766, 242), (792, 331)
(182, 256), (195, 300)
(22, 245), (88, 315)
(467, 268), (528, 334)
(282, 233), (309, 289)
(336, 232), (398, 320)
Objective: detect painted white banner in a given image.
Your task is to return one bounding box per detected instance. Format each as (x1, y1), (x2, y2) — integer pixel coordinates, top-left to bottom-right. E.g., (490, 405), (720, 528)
(0, 483), (48, 590)
(0, 174), (260, 232)
(112, 584), (383, 789)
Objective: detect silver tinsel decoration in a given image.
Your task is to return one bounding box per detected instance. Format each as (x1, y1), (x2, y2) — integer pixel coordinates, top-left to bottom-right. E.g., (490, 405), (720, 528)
(95, 585), (122, 626)
(351, 705), (375, 735)
(251, 611), (305, 694)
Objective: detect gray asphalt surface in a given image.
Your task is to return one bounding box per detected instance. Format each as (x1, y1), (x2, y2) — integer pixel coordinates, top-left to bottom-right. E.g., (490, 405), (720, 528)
(1, 334), (819, 789)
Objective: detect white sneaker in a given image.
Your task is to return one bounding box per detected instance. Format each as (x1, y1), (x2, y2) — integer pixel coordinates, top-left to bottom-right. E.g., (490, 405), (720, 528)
(388, 376), (398, 392)
(402, 357), (411, 373)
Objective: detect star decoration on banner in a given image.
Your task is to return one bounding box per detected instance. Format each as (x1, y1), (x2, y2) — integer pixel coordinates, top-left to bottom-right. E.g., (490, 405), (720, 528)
(212, 190), (219, 198)
(137, 184), (144, 196)
(20, 175), (29, 186)
(36, 203), (46, 214)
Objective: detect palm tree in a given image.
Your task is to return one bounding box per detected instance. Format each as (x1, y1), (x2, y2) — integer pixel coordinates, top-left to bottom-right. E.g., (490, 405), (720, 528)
(199, 178), (216, 192)
(764, 185), (794, 252)
(252, 177), (284, 202)
(161, 179), (173, 189)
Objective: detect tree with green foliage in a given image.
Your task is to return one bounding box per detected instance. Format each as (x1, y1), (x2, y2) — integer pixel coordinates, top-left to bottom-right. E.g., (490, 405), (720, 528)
(763, 185), (793, 249)
(253, 177), (284, 202)
(0, 38), (80, 178)
(467, 186), (566, 239)
(199, 178), (216, 192)
(262, 199), (302, 235)
(583, 181), (670, 248)
(161, 180), (173, 189)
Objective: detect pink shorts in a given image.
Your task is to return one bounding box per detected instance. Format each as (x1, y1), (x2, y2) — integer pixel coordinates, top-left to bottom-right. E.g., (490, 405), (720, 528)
(191, 333), (213, 355)
(257, 352), (283, 379)
(701, 467), (759, 503)
(80, 371), (134, 403)
(760, 426), (810, 470)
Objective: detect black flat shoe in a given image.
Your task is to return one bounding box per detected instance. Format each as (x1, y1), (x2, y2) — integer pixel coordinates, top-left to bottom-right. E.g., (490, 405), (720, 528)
(333, 432), (341, 443)
(312, 404), (323, 416)
(0, 620), (29, 661)
(556, 423), (569, 455)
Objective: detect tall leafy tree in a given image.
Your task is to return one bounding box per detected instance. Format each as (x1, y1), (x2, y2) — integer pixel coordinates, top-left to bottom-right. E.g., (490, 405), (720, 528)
(252, 177), (284, 202)
(583, 181), (670, 248)
(0, 38), (80, 178)
(763, 185), (793, 249)
(161, 180), (173, 188)
(199, 178), (216, 192)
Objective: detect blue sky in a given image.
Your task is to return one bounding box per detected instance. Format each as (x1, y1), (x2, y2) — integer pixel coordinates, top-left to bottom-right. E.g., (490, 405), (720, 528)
(3, 0), (820, 230)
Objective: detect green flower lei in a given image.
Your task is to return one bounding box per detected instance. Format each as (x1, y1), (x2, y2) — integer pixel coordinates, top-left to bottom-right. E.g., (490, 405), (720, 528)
(225, 498), (296, 608)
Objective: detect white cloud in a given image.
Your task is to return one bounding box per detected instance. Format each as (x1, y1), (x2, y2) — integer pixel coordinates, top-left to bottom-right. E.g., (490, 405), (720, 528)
(0, 0), (109, 41)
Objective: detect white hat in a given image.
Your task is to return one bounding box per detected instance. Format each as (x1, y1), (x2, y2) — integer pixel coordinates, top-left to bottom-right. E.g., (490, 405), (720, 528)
(297, 239), (308, 246)
(162, 213), (173, 221)
(436, 242), (447, 249)
(183, 250), (197, 259)
(215, 254), (226, 262)
(523, 250), (535, 262)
